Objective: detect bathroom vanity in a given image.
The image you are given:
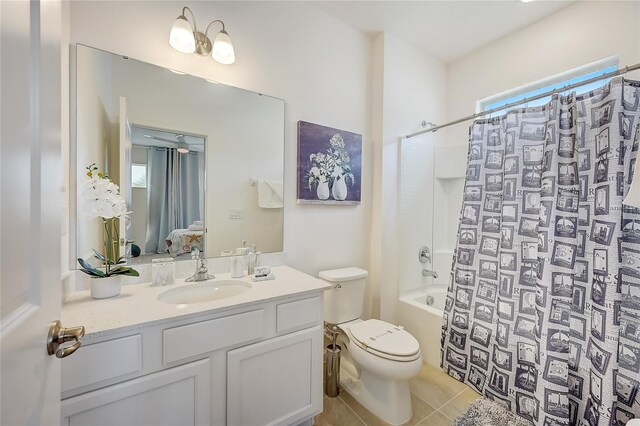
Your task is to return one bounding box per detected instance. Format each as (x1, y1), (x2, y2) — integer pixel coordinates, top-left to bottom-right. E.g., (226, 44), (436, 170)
(60, 266), (329, 426)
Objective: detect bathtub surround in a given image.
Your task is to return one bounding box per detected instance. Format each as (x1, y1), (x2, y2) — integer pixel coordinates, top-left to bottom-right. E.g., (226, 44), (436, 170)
(442, 78), (640, 425)
(397, 286), (448, 367)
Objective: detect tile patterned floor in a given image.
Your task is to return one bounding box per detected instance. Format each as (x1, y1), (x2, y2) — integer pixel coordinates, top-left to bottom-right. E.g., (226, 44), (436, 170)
(314, 363), (481, 426)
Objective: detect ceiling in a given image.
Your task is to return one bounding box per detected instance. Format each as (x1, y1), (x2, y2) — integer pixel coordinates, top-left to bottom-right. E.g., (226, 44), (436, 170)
(131, 126), (205, 152)
(310, 1), (574, 63)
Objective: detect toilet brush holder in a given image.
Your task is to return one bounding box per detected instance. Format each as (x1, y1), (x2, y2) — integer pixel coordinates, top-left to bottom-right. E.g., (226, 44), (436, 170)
(324, 343), (341, 398)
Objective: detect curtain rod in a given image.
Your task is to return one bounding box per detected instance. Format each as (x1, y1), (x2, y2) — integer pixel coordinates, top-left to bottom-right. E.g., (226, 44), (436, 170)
(405, 62), (640, 139)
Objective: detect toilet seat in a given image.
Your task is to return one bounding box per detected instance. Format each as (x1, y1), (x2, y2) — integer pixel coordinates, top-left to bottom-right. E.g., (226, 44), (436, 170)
(343, 319), (421, 362)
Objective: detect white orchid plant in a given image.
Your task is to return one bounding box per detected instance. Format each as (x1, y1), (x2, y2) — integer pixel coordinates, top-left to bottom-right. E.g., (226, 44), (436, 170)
(305, 133), (355, 189)
(77, 163), (139, 278)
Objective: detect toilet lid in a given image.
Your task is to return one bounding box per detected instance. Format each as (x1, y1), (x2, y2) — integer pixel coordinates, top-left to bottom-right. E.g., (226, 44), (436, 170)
(348, 319), (420, 359)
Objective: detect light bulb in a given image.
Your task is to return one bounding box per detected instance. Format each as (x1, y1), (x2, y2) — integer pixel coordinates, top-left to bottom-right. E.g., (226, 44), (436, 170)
(169, 15), (196, 54)
(212, 30), (235, 64)
(177, 141), (190, 153)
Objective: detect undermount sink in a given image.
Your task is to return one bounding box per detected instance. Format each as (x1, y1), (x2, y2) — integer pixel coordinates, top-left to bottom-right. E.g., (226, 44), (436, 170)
(157, 280), (251, 304)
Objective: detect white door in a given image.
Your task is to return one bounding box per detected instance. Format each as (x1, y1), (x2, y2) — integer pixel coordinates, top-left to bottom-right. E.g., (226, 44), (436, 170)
(1, 0), (66, 424)
(227, 326), (323, 426)
(61, 359), (212, 425)
(118, 96), (133, 256)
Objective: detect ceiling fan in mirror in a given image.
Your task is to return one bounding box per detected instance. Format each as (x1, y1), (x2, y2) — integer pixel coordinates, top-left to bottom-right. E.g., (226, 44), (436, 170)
(144, 133), (190, 154)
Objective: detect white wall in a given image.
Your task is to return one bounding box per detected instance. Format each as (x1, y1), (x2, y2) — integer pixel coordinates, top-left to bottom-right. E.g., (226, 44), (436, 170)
(447, 1), (640, 147)
(75, 47), (116, 259)
(67, 1), (372, 280)
(372, 34), (448, 321)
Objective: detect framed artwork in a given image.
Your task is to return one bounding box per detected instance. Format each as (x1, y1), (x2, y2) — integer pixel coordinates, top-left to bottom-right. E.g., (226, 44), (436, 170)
(297, 121), (362, 205)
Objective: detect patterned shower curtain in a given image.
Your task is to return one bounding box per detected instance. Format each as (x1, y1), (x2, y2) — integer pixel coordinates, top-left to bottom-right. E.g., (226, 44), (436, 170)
(441, 77), (640, 426)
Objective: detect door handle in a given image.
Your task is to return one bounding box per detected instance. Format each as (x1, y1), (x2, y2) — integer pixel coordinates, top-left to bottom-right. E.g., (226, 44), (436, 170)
(47, 320), (85, 359)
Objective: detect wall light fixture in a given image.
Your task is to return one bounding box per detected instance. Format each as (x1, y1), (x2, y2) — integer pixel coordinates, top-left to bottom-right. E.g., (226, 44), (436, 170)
(169, 6), (235, 65)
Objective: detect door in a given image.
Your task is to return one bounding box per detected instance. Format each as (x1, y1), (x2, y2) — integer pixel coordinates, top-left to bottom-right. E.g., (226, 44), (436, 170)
(61, 359), (211, 425)
(227, 326), (323, 426)
(1, 0), (64, 424)
(118, 96), (133, 257)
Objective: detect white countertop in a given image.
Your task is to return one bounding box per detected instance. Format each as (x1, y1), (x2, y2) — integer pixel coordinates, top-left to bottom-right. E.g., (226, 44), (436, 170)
(62, 266), (330, 338)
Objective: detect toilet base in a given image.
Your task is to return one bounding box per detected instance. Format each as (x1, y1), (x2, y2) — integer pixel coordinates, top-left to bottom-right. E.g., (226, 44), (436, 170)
(340, 366), (413, 425)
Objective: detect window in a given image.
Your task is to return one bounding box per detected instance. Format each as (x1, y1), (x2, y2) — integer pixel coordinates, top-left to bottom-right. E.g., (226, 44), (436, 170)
(478, 59), (618, 115)
(132, 163), (147, 188)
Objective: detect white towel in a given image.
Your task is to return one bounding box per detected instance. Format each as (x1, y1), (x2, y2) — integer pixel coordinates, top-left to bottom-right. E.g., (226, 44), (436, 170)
(192, 220), (203, 227)
(188, 224), (204, 231)
(257, 180), (283, 208)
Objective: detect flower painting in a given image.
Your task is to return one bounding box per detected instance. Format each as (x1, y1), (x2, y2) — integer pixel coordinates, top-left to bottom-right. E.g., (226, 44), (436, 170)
(297, 121), (362, 205)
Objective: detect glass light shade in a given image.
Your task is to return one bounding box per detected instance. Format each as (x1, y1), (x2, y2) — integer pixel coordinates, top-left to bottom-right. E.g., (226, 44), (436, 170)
(212, 30), (235, 64)
(177, 142), (190, 153)
(169, 16), (196, 54)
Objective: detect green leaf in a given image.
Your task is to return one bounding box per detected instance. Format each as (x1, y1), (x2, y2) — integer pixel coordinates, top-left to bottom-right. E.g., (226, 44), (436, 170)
(92, 249), (106, 261)
(109, 266), (139, 277)
(77, 258), (105, 277)
(78, 268), (104, 277)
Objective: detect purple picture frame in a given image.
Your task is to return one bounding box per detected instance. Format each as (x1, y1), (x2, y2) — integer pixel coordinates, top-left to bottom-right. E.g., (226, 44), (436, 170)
(297, 121), (362, 205)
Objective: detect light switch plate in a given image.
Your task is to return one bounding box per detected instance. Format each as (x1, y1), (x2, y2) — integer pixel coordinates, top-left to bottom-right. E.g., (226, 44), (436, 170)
(229, 208), (243, 219)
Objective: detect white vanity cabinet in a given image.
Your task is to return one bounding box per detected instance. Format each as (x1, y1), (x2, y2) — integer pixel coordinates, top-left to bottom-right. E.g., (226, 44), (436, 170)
(60, 293), (324, 426)
(227, 326), (322, 426)
(61, 359), (212, 426)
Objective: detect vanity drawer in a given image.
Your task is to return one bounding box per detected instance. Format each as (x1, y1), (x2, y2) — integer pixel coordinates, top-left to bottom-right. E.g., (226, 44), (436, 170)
(62, 334), (142, 393)
(276, 297), (322, 334)
(163, 309), (265, 364)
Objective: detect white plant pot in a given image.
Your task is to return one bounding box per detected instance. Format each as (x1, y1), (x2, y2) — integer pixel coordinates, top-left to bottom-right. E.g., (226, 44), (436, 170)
(91, 275), (122, 299)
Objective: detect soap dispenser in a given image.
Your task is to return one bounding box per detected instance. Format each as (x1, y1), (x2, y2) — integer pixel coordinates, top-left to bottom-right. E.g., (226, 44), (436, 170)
(236, 240), (251, 273)
(248, 244), (260, 275)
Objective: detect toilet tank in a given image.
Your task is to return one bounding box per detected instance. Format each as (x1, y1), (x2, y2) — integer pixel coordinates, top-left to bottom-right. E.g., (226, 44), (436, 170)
(320, 267), (369, 324)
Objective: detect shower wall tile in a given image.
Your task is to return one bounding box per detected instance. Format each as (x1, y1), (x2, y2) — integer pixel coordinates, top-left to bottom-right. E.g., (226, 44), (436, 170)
(398, 137), (434, 293)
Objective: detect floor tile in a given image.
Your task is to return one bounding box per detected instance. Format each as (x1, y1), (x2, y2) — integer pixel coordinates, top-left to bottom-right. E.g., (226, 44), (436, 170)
(338, 391), (388, 426)
(405, 394), (439, 426)
(437, 388), (481, 420)
(339, 390), (437, 426)
(416, 410), (452, 426)
(409, 363), (468, 409)
(314, 396), (366, 426)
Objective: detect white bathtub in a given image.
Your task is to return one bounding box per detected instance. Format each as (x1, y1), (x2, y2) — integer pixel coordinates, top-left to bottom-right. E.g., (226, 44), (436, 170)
(397, 286), (448, 367)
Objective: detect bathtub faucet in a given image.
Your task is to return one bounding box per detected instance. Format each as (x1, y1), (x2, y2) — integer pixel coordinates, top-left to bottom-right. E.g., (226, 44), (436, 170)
(422, 269), (438, 279)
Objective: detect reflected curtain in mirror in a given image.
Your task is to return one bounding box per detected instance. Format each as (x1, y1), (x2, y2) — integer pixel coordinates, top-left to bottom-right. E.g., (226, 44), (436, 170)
(145, 148), (204, 255)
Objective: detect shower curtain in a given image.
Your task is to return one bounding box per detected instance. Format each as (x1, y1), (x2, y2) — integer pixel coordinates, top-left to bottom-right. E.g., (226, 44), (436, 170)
(144, 147), (203, 254)
(441, 77), (640, 426)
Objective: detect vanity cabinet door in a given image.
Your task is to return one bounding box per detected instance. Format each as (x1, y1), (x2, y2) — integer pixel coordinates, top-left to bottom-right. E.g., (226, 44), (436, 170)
(61, 358), (211, 426)
(227, 326), (323, 426)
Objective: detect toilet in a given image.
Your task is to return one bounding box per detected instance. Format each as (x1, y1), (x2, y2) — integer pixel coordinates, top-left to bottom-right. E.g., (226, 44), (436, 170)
(320, 267), (423, 425)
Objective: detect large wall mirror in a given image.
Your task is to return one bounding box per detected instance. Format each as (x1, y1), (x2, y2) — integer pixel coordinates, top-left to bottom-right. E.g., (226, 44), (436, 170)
(75, 45), (284, 267)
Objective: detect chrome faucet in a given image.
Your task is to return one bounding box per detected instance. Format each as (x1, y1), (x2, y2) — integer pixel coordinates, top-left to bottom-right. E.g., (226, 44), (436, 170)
(418, 245), (437, 279)
(422, 269), (438, 279)
(418, 246), (431, 264)
(186, 248), (214, 282)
